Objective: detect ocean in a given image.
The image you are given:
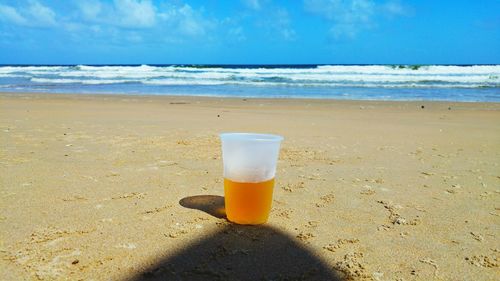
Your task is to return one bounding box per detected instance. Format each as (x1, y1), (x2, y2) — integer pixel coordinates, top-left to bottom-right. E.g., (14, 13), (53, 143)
(0, 64), (499, 102)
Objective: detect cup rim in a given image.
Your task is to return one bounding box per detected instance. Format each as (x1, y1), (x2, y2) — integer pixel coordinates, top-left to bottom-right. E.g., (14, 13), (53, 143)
(220, 132), (284, 142)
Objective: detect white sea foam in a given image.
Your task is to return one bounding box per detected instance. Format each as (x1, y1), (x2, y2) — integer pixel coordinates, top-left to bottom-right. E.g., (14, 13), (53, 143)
(27, 77), (495, 89)
(316, 65), (500, 75)
(144, 79), (226, 85)
(1, 65), (498, 100)
(31, 78), (132, 84)
(3, 65), (496, 85)
(0, 66), (67, 73)
(284, 74), (497, 83)
(0, 74), (29, 78)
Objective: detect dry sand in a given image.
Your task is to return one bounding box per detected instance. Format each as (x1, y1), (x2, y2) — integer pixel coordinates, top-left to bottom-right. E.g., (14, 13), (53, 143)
(0, 92), (499, 280)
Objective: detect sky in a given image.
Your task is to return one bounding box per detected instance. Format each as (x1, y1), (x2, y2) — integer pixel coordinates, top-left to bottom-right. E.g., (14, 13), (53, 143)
(0, 0), (499, 65)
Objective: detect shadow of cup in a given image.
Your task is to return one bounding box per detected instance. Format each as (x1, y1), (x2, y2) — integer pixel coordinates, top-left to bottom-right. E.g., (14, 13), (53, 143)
(179, 195), (226, 219)
(125, 195), (346, 280)
(126, 223), (344, 281)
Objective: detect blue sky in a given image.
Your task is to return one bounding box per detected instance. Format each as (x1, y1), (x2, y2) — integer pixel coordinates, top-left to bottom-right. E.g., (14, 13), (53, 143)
(0, 0), (498, 64)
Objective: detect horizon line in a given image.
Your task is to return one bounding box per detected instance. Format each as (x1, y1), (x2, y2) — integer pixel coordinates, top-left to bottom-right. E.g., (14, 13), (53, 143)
(1, 63), (499, 67)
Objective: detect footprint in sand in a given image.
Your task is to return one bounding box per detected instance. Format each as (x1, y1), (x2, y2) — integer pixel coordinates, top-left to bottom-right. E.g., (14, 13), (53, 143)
(470, 232), (484, 242)
(296, 232), (315, 243)
(115, 243), (137, 250)
(316, 193), (335, 207)
(479, 191), (495, 199)
(164, 220), (206, 239)
(305, 221), (319, 228)
(6, 227), (94, 280)
(32, 249), (82, 280)
(62, 195), (87, 202)
(334, 252), (371, 280)
(299, 173), (325, 181)
(164, 230), (188, 238)
(465, 255), (499, 268)
(280, 181), (305, 192)
(323, 238), (360, 253)
(419, 258), (439, 276)
(140, 204), (173, 215)
(29, 227), (96, 243)
(377, 224), (392, 231)
(111, 192), (146, 200)
(272, 208), (292, 219)
(360, 185), (376, 195)
(377, 200), (421, 226)
(105, 171), (120, 177)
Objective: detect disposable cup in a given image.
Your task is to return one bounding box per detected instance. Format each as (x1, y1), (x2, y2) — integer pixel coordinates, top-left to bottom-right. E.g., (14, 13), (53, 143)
(220, 133), (283, 225)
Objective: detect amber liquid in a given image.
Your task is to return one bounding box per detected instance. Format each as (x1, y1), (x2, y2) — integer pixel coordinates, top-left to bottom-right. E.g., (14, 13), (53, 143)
(224, 178), (274, 225)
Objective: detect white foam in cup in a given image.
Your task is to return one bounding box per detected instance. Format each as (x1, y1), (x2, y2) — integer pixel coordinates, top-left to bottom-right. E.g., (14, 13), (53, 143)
(220, 133), (284, 183)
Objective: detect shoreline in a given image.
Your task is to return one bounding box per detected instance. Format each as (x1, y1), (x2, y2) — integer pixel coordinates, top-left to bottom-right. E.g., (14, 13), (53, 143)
(2, 91), (500, 107)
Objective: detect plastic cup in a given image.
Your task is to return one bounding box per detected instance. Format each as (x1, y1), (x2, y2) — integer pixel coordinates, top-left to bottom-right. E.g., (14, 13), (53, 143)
(220, 133), (284, 225)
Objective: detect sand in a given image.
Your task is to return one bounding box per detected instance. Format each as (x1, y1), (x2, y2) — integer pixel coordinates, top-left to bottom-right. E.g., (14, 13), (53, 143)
(0, 92), (499, 280)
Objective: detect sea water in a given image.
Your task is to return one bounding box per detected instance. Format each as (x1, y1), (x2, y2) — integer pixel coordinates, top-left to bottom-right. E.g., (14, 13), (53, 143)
(0, 64), (499, 102)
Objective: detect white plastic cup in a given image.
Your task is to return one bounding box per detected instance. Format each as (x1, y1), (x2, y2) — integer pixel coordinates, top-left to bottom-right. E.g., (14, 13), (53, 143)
(220, 133), (283, 224)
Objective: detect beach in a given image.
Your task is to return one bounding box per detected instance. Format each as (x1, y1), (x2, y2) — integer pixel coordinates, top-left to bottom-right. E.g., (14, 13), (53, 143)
(0, 92), (499, 280)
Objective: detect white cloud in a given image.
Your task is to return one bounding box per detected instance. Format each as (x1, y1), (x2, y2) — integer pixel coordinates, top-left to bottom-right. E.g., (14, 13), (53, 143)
(0, 1), (56, 27)
(382, 0), (412, 17)
(176, 4), (206, 36)
(158, 3), (214, 37)
(66, 1), (216, 44)
(274, 9), (296, 41)
(0, 4), (28, 25)
(228, 26), (246, 42)
(78, 0), (103, 21)
(126, 32), (143, 43)
(304, 0), (375, 21)
(27, 0), (56, 26)
(242, 0), (261, 10)
(329, 23), (357, 39)
(78, 0), (156, 28)
(76, 0), (212, 38)
(246, 5), (297, 41)
(304, 0), (409, 39)
(114, 0), (156, 28)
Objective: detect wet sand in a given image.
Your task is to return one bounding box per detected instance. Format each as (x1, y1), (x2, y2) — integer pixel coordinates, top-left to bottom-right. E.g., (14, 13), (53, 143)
(0, 92), (499, 280)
